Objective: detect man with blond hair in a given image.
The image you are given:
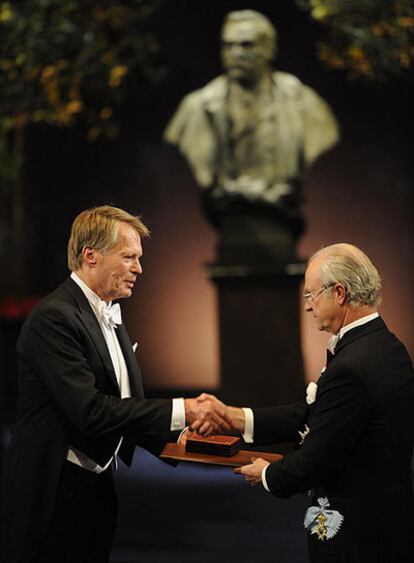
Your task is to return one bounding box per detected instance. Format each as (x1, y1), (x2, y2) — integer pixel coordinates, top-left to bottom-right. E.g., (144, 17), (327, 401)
(0, 205), (231, 563)
(229, 243), (414, 562)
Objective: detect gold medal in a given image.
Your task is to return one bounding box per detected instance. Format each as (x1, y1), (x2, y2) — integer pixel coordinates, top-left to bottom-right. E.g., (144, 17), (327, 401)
(316, 512), (328, 541)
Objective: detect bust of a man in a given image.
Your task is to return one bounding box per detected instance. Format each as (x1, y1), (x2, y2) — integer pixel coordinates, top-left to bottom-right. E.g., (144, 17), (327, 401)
(164, 10), (339, 265)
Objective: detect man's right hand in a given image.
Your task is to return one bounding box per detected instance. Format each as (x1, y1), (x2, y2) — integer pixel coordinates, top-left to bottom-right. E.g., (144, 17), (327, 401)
(184, 393), (233, 435)
(184, 393), (247, 436)
(225, 405), (246, 434)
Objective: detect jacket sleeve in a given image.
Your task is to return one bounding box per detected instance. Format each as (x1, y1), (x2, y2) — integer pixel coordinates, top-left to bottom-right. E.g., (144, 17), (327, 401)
(253, 402), (308, 445)
(19, 302), (173, 445)
(264, 364), (369, 497)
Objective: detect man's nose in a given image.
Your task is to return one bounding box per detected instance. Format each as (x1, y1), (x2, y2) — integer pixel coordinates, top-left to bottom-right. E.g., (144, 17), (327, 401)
(304, 301), (312, 313)
(227, 43), (245, 57)
(230, 44), (243, 54)
(131, 258), (143, 275)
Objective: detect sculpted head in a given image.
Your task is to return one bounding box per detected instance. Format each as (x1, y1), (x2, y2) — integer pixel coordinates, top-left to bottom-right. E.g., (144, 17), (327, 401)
(221, 10), (277, 85)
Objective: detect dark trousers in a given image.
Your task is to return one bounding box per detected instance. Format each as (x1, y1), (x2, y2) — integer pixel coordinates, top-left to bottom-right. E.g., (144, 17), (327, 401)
(35, 461), (117, 563)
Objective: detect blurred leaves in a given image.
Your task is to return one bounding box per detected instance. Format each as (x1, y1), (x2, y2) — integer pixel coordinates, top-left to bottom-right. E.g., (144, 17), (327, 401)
(296, 0), (414, 81)
(0, 0), (163, 138)
(0, 0), (163, 287)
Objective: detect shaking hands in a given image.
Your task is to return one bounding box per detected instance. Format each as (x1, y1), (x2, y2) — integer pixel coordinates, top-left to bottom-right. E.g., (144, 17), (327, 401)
(184, 393), (234, 435)
(184, 393), (248, 436)
(183, 394), (271, 487)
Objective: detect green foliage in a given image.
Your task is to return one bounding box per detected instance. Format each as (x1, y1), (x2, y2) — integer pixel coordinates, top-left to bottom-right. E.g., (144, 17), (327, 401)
(0, 0), (163, 138)
(296, 0), (414, 81)
(0, 0), (163, 288)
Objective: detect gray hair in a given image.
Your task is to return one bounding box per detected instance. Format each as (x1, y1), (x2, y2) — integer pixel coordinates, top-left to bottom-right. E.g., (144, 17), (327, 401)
(309, 243), (382, 307)
(222, 10), (277, 54)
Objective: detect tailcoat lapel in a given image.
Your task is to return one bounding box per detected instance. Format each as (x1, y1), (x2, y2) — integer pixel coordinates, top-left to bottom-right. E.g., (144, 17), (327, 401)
(62, 278), (120, 393)
(318, 318), (385, 387)
(334, 316), (385, 357)
(202, 78), (232, 175)
(115, 323), (144, 399)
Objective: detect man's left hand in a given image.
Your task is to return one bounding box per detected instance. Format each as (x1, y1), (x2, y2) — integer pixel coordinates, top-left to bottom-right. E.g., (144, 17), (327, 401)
(234, 457), (270, 485)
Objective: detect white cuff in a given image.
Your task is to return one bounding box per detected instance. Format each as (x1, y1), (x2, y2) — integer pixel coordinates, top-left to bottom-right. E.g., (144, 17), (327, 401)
(177, 426), (190, 444)
(262, 465), (270, 492)
(171, 398), (186, 431)
(242, 407), (254, 443)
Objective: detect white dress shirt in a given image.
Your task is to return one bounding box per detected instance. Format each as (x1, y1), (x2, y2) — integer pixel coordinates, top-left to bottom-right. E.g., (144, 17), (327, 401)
(66, 272), (185, 473)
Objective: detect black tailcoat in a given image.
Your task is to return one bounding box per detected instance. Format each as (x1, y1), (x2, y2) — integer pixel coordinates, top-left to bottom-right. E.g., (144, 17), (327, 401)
(1, 278), (173, 562)
(253, 317), (414, 562)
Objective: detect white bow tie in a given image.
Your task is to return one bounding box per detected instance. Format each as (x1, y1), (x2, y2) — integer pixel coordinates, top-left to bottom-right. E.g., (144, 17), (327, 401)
(327, 333), (340, 354)
(98, 302), (122, 329)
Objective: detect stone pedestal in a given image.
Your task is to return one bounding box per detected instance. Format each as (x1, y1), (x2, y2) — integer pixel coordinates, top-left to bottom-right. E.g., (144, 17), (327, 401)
(207, 263), (305, 408)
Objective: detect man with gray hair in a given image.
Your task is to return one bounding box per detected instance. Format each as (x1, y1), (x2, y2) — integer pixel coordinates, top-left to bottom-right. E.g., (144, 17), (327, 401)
(225, 243), (414, 562)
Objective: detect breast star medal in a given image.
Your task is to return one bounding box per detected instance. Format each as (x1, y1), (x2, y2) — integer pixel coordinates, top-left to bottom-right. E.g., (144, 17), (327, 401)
(304, 497), (344, 541)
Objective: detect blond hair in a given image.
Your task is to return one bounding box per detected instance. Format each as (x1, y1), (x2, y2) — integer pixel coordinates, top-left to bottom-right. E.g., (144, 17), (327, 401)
(309, 243), (382, 307)
(67, 205), (150, 271)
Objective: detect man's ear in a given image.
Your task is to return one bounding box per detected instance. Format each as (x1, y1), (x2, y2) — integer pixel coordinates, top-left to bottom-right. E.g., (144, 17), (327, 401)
(334, 283), (347, 306)
(81, 247), (97, 267)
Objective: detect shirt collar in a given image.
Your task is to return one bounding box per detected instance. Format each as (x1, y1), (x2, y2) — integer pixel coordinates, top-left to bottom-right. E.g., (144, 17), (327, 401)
(328, 312), (379, 353)
(70, 271), (111, 319)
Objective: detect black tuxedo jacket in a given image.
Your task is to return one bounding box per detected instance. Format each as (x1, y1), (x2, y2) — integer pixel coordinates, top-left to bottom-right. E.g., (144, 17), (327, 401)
(253, 317), (414, 562)
(1, 278), (174, 562)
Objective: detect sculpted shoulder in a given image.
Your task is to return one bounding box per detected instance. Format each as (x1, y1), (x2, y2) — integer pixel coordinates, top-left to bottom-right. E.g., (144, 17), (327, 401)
(163, 74), (228, 143)
(272, 70), (304, 97)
